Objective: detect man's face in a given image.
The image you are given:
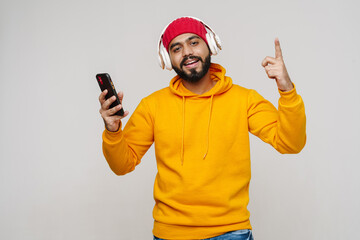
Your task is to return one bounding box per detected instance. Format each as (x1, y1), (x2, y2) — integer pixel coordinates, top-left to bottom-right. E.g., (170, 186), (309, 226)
(168, 33), (211, 83)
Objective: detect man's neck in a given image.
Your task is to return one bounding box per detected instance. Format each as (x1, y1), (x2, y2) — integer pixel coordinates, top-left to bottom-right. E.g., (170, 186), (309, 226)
(182, 71), (216, 95)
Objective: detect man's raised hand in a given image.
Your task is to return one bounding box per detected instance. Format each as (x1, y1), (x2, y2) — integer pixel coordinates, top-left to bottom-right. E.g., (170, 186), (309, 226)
(99, 89), (129, 132)
(261, 38), (294, 92)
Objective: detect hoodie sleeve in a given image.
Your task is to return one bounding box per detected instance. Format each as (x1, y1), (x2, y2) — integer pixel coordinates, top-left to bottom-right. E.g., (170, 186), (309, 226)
(102, 98), (154, 175)
(247, 86), (306, 154)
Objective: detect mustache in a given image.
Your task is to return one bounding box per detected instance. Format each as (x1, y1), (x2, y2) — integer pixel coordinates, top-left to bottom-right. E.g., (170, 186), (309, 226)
(180, 55), (202, 68)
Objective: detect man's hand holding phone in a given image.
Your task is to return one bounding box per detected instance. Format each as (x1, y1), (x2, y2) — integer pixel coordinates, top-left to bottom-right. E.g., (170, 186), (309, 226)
(99, 89), (129, 132)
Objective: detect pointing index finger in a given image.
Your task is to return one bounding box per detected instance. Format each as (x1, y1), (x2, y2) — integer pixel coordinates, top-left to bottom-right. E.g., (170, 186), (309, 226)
(275, 37), (283, 59)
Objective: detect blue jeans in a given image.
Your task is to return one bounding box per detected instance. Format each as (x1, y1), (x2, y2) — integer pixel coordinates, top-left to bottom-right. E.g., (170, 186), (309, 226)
(154, 229), (254, 240)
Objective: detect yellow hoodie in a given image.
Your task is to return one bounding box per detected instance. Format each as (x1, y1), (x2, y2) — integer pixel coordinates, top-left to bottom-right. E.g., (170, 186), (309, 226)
(102, 63), (306, 239)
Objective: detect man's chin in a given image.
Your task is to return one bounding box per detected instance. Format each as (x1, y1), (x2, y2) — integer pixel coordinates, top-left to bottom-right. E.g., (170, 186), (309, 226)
(173, 54), (211, 83)
(182, 67), (201, 75)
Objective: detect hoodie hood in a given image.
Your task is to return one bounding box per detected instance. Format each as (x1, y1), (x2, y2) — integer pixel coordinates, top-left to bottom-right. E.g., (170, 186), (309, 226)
(169, 63), (233, 97)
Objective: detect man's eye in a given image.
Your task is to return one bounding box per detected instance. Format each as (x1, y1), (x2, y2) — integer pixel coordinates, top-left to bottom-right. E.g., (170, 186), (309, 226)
(190, 41), (198, 46)
(173, 47), (181, 52)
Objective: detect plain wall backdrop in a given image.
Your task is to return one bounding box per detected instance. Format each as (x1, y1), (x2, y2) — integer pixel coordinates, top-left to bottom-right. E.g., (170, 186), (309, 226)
(1, 0), (359, 239)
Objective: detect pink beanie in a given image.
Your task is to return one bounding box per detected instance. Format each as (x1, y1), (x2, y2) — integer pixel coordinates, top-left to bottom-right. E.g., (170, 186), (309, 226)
(162, 17), (208, 52)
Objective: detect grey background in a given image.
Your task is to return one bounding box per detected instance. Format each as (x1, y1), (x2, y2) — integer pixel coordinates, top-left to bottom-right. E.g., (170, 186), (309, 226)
(1, 0), (359, 239)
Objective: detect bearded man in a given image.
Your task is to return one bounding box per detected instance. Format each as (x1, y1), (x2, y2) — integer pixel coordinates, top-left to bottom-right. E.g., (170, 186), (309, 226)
(98, 16), (306, 240)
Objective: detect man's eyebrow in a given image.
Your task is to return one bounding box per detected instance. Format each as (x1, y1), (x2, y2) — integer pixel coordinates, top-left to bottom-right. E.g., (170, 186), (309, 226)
(187, 35), (200, 41)
(169, 35), (201, 51)
(169, 42), (180, 51)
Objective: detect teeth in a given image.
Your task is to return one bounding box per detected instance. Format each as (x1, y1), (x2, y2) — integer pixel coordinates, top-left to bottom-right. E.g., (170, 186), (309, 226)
(185, 60), (198, 65)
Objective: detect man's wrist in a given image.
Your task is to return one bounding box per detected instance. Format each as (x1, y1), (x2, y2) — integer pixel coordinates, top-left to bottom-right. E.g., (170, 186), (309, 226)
(278, 81), (294, 92)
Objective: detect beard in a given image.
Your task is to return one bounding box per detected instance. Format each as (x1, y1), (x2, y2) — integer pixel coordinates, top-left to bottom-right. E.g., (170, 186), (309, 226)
(172, 53), (211, 83)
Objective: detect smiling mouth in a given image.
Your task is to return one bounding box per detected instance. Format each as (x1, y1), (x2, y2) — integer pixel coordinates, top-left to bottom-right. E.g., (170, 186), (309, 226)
(184, 59), (199, 66)
(181, 57), (201, 69)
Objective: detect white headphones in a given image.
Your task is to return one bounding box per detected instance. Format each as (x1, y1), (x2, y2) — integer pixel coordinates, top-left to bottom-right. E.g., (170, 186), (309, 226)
(157, 16), (222, 71)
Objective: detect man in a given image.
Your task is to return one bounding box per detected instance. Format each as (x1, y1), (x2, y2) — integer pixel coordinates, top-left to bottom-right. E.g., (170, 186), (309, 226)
(98, 17), (306, 240)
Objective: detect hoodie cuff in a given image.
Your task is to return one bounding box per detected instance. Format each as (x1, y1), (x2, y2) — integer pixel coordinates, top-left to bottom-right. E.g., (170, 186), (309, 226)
(278, 83), (301, 105)
(102, 122), (123, 143)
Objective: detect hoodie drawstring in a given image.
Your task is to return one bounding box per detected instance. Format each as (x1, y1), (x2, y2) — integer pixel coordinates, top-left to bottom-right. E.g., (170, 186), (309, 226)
(181, 95), (214, 164)
(203, 95), (214, 160)
(170, 64), (232, 165)
(181, 96), (185, 165)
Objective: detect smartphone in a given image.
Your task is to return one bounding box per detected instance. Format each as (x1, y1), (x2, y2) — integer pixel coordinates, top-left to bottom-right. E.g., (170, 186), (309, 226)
(96, 73), (124, 116)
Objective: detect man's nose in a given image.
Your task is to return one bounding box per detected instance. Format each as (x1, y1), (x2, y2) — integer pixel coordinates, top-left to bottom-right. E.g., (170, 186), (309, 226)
(182, 44), (193, 56)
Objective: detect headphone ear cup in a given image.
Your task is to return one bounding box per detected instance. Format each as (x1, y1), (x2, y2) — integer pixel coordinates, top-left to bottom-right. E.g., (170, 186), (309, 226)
(158, 45), (171, 70)
(158, 51), (165, 69)
(214, 34), (222, 50)
(206, 32), (219, 55)
(160, 45), (172, 70)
